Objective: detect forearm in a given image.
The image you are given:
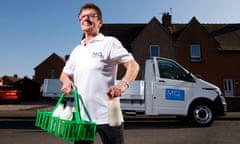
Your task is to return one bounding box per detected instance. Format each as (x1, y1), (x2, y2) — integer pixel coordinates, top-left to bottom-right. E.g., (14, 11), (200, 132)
(106, 59), (139, 98)
(121, 59), (140, 85)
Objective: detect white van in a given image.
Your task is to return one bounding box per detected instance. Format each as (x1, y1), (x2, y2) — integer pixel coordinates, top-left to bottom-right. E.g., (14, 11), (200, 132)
(120, 57), (227, 127)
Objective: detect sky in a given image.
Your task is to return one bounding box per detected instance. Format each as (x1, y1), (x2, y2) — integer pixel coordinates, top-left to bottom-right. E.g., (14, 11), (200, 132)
(1, 0), (240, 78)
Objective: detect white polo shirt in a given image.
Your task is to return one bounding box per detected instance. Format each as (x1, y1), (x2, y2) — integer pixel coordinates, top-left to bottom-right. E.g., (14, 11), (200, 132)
(62, 33), (133, 124)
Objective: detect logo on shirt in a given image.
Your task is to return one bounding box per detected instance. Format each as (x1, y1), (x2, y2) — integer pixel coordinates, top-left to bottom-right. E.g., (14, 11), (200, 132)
(92, 52), (104, 58)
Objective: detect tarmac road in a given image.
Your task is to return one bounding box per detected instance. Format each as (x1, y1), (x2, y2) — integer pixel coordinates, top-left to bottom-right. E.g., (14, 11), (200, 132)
(1, 101), (240, 144)
(1, 116), (240, 144)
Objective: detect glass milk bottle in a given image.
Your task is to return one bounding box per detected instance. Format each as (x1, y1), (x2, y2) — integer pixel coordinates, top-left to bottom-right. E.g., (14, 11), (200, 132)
(60, 102), (73, 120)
(108, 97), (123, 127)
(52, 103), (64, 117)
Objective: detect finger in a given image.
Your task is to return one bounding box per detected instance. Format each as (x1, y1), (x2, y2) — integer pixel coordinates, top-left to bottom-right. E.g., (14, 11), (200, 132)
(61, 87), (71, 94)
(106, 88), (113, 98)
(71, 83), (77, 89)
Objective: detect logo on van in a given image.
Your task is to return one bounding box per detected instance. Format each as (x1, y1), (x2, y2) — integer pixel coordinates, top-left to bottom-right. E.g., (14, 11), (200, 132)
(165, 88), (185, 101)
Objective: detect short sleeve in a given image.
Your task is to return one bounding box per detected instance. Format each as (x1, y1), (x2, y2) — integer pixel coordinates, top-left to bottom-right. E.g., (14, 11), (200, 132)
(109, 37), (133, 63)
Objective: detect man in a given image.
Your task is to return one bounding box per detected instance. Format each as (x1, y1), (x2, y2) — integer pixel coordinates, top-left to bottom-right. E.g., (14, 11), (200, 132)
(60, 3), (139, 144)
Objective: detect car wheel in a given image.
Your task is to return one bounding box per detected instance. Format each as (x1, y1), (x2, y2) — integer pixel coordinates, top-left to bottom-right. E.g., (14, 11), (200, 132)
(189, 102), (215, 127)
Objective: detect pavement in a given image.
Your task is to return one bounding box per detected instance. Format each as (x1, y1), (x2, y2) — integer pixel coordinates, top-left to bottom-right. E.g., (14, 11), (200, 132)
(0, 100), (55, 118)
(0, 100), (240, 120)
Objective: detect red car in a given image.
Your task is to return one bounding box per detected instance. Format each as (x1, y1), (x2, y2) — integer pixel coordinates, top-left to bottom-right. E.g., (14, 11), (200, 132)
(0, 85), (21, 103)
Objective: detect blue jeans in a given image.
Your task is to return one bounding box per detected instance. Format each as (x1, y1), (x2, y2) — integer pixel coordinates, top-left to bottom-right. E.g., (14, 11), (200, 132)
(74, 124), (124, 144)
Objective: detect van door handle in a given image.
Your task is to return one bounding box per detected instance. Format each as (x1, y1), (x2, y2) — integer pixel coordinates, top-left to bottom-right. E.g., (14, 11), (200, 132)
(158, 80), (165, 83)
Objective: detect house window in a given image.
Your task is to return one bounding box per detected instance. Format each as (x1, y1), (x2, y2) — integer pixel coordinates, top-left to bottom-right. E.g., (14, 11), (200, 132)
(50, 69), (55, 78)
(223, 79), (234, 96)
(150, 45), (160, 58)
(190, 44), (201, 62)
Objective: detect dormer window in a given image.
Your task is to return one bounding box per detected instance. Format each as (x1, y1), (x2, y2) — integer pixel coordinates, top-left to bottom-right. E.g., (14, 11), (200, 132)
(190, 44), (201, 62)
(150, 45), (160, 58)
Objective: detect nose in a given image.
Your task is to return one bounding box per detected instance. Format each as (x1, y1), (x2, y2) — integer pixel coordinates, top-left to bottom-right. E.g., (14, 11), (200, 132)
(79, 15), (91, 22)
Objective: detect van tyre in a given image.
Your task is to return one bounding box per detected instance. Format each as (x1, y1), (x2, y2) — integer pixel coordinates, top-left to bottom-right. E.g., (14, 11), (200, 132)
(189, 102), (215, 127)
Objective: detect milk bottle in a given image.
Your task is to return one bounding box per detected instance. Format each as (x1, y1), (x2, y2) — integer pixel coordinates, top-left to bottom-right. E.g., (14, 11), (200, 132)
(108, 97), (122, 127)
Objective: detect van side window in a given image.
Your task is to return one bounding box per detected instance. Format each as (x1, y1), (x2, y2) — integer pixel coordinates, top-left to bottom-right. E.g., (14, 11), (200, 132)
(158, 59), (187, 81)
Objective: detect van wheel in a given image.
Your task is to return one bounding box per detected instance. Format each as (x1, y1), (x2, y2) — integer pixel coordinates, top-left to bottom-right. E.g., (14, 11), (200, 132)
(189, 102), (215, 127)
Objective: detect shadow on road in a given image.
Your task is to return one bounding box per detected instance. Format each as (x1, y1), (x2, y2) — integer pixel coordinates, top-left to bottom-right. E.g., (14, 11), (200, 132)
(0, 118), (199, 130)
(124, 120), (198, 130)
(0, 119), (37, 129)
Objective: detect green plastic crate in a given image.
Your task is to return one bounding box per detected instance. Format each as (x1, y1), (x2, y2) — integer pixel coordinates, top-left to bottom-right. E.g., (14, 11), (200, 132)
(35, 90), (97, 142)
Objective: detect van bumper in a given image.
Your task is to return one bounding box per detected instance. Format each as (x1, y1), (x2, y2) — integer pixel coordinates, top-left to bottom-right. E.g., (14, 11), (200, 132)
(214, 95), (227, 116)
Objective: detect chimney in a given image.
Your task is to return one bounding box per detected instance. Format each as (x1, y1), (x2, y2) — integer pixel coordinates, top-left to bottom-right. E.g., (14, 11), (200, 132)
(162, 12), (172, 27)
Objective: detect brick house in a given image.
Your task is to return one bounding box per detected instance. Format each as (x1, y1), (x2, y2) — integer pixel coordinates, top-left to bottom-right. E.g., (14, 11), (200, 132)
(35, 13), (240, 97)
(175, 17), (240, 97)
(12, 77), (41, 100)
(34, 53), (66, 84)
(101, 13), (240, 96)
(0, 75), (20, 85)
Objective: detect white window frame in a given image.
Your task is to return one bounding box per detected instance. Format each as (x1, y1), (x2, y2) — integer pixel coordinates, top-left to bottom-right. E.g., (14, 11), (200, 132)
(223, 78), (234, 96)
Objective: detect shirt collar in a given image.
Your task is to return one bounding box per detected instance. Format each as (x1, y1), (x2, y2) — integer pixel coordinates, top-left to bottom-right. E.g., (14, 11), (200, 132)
(81, 33), (104, 45)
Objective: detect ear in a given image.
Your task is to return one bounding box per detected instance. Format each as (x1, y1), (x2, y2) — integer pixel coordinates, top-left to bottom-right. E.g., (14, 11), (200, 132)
(98, 19), (103, 27)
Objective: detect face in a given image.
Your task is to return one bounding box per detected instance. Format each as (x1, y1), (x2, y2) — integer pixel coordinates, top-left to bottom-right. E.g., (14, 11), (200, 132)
(79, 9), (102, 35)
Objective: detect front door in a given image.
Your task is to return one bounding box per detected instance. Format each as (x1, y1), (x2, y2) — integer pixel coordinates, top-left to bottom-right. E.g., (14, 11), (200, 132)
(152, 58), (194, 115)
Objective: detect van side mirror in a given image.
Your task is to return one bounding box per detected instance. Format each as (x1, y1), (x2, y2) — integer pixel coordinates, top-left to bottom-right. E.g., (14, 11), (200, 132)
(186, 73), (195, 82)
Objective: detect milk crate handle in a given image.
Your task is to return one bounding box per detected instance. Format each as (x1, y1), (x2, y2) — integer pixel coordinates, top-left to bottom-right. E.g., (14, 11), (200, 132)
(53, 89), (92, 122)
(72, 89), (93, 121)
